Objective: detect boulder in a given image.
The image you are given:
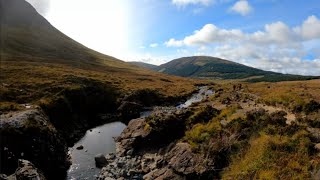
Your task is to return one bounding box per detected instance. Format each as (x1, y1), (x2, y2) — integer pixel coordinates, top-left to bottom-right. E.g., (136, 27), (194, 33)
(95, 154), (108, 168)
(165, 143), (213, 176)
(143, 168), (184, 180)
(116, 118), (149, 156)
(117, 101), (143, 122)
(0, 109), (69, 179)
(4, 159), (46, 180)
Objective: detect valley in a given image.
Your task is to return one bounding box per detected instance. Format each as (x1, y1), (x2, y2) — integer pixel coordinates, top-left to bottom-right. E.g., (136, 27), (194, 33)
(1, 0), (320, 180)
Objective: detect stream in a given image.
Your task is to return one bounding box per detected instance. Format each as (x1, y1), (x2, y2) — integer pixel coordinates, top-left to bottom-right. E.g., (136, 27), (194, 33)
(67, 86), (213, 180)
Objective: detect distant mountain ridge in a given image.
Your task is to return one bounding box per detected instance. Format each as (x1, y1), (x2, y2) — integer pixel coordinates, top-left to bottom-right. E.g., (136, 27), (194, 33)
(129, 61), (160, 71)
(133, 56), (319, 82)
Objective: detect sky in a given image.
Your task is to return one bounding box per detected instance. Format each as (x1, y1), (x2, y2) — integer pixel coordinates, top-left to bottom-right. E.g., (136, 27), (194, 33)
(26, 0), (320, 75)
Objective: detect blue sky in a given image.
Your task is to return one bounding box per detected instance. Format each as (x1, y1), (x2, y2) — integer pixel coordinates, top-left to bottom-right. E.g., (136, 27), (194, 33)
(27, 0), (320, 75)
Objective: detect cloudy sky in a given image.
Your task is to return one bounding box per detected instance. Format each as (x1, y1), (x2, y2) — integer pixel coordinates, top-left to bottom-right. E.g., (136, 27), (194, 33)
(26, 0), (320, 75)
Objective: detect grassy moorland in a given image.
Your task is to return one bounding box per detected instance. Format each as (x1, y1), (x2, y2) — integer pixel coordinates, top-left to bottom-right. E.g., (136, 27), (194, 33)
(141, 79), (320, 179)
(183, 80), (320, 179)
(0, 55), (200, 112)
(0, 0), (204, 114)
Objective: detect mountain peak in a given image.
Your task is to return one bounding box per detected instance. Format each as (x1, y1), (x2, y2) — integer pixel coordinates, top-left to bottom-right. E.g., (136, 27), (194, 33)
(0, 0), (50, 27)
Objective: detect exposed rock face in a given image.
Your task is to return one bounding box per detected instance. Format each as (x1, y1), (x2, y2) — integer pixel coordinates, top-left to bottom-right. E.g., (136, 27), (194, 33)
(116, 118), (150, 156)
(4, 159), (46, 180)
(98, 143), (214, 180)
(164, 143), (213, 176)
(143, 168), (184, 180)
(117, 101), (143, 123)
(99, 117), (214, 180)
(0, 109), (69, 180)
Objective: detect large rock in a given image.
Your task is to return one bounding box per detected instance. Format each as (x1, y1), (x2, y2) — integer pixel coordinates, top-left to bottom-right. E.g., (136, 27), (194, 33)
(117, 101), (143, 122)
(95, 154), (108, 168)
(0, 109), (69, 179)
(165, 143), (214, 177)
(143, 168), (184, 180)
(116, 118), (150, 156)
(5, 159), (46, 180)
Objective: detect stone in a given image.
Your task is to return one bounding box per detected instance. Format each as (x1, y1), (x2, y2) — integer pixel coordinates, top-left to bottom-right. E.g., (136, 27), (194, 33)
(76, 145), (84, 150)
(143, 168), (184, 180)
(95, 154), (108, 168)
(315, 143), (320, 151)
(126, 149), (134, 156)
(165, 143), (213, 176)
(0, 174), (8, 180)
(117, 161), (125, 168)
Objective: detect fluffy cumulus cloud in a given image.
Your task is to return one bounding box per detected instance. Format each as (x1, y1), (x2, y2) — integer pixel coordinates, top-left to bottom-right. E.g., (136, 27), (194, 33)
(165, 15), (320, 75)
(165, 24), (243, 46)
(172, 0), (213, 7)
(229, 0), (253, 16)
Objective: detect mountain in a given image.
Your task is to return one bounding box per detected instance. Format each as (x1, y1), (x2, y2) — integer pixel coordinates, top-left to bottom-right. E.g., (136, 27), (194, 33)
(0, 0), (197, 102)
(156, 56), (318, 82)
(129, 61), (160, 71)
(0, 1), (199, 178)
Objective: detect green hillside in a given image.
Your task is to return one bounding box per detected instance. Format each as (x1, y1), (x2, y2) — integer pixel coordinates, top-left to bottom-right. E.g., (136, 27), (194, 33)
(129, 61), (160, 71)
(156, 56), (318, 82)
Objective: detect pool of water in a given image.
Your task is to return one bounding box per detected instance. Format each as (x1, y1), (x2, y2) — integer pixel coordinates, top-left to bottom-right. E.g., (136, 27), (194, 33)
(67, 122), (126, 180)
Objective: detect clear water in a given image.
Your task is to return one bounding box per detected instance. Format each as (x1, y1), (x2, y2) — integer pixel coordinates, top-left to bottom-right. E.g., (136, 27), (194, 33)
(67, 122), (126, 180)
(67, 86), (214, 179)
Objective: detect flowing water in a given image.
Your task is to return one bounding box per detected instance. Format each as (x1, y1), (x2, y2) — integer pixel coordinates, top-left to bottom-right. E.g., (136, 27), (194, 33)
(67, 86), (213, 179)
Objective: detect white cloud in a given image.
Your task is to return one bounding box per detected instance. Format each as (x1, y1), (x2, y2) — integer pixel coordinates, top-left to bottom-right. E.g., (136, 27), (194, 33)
(164, 15), (320, 75)
(165, 24), (243, 46)
(165, 38), (185, 47)
(295, 15), (320, 40)
(172, 0), (213, 7)
(230, 0), (253, 16)
(150, 43), (159, 48)
(250, 21), (299, 46)
(166, 16), (320, 47)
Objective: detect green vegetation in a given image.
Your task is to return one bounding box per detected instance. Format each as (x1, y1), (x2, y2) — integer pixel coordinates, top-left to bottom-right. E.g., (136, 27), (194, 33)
(247, 80), (320, 112)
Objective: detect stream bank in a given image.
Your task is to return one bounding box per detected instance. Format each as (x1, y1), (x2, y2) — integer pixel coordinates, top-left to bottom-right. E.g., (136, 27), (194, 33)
(0, 83), (198, 180)
(67, 86), (213, 179)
